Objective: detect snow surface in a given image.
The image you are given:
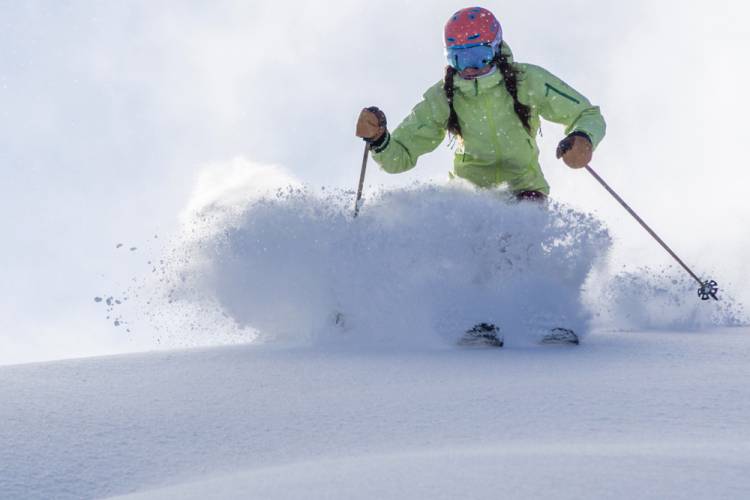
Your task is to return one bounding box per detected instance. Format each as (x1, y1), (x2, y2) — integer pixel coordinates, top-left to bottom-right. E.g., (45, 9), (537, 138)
(5, 184), (745, 499)
(2, 328), (750, 499)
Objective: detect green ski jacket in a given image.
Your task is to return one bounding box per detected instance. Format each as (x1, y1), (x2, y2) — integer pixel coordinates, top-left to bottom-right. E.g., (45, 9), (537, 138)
(372, 42), (606, 194)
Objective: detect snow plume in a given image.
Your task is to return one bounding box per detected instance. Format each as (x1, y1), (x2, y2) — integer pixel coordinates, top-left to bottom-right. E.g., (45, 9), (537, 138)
(180, 157), (301, 228)
(589, 267), (746, 331)
(128, 161), (746, 350)
(172, 179), (612, 348)
(93, 159), (302, 349)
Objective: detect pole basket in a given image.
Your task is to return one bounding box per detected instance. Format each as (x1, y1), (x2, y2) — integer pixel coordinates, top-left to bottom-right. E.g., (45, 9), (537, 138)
(698, 280), (719, 301)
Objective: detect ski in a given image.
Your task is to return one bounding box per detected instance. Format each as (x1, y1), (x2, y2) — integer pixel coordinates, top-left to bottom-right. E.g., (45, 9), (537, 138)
(540, 328), (579, 345)
(459, 323), (504, 348)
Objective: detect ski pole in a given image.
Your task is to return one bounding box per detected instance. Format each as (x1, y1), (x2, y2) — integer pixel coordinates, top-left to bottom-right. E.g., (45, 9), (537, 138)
(585, 165), (718, 301)
(353, 143), (369, 218)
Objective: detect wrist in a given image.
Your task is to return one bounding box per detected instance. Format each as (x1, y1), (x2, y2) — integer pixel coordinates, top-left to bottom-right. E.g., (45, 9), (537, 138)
(369, 130), (390, 153)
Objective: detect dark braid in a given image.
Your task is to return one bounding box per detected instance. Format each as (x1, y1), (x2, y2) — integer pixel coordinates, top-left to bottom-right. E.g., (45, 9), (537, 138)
(443, 50), (532, 139)
(495, 52), (532, 133)
(444, 65), (461, 138)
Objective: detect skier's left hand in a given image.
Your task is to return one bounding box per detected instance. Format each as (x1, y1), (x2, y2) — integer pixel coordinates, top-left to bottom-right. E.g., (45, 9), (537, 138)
(556, 132), (593, 169)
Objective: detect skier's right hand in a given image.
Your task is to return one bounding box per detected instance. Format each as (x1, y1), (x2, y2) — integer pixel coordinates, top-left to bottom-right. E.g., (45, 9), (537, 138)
(356, 107), (388, 143)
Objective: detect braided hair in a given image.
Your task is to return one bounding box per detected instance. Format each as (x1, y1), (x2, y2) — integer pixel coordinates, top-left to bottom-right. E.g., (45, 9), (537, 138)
(444, 51), (532, 139)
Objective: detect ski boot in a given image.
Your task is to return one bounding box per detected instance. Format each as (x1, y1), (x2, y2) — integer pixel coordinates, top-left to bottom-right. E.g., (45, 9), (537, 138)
(515, 190), (548, 203)
(540, 328), (579, 345)
(459, 323), (504, 348)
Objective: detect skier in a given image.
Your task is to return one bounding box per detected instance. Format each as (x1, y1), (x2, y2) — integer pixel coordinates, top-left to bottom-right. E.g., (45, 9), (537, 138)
(355, 6), (606, 346)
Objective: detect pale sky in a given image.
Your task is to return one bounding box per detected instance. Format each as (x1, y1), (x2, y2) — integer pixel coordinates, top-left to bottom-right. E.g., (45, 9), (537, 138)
(2, 0), (749, 365)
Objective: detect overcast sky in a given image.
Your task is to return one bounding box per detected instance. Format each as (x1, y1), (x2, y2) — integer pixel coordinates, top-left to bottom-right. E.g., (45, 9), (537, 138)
(2, 0), (749, 365)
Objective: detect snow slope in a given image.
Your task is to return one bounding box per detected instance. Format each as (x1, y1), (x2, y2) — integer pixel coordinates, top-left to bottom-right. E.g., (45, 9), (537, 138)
(6, 184), (743, 499)
(2, 328), (750, 499)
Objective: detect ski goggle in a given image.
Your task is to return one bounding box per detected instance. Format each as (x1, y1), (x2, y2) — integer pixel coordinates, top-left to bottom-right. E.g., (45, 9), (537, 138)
(445, 43), (496, 71)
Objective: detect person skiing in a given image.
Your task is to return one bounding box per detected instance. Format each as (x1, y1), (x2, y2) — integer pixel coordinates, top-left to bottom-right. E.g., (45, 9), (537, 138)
(356, 6), (605, 201)
(355, 6), (606, 345)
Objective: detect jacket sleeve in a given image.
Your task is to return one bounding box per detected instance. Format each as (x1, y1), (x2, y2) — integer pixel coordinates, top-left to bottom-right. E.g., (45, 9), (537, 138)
(371, 82), (450, 173)
(523, 64), (606, 148)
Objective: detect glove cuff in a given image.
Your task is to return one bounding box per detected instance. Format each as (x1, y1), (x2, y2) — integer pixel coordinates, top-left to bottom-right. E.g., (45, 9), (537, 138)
(569, 130), (592, 144)
(369, 130), (391, 153)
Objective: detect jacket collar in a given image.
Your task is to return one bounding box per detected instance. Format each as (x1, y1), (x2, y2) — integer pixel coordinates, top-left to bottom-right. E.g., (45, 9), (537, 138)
(451, 41), (514, 96)
(454, 68), (503, 95)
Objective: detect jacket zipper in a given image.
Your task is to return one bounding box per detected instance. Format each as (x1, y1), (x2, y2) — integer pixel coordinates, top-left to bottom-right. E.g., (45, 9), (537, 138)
(481, 89), (502, 183)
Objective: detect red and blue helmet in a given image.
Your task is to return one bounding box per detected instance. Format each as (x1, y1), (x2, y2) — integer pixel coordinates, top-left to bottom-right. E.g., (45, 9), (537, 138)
(444, 7), (502, 72)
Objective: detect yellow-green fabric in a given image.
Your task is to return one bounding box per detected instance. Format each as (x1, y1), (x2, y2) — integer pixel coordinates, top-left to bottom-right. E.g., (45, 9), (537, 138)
(371, 42), (606, 194)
